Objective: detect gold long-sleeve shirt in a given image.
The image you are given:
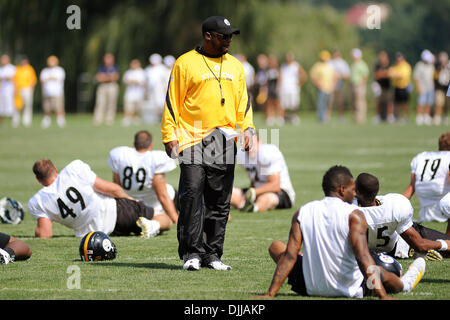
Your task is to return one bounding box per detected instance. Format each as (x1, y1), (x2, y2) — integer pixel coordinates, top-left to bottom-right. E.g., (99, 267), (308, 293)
(161, 47), (255, 153)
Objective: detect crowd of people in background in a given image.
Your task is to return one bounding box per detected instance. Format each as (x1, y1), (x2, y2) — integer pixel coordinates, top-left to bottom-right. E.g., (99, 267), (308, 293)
(0, 48), (449, 128)
(0, 52), (175, 128)
(248, 48), (449, 126)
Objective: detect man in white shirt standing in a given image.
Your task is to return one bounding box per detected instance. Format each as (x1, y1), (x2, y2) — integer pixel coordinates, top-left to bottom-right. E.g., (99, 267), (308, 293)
(122, 59), (146, 126)
(107, 130), (178, 224)
(330, 50), (350, 123)
(39, 55), (66, 128)
(0, 54), (16, 124)
(279, 51), (307, 125)
(143, 53), (168, 124)
(403, 132), (450, 233)
(258, 165), (425, 299)
(231, 134), (295, 213)
(413, 49), (435, 125)
(28, 158), (172, 239)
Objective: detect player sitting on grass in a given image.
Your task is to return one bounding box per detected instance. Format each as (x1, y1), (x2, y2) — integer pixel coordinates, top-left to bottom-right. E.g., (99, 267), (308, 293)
(355, 172), (450, 260)
(258, 165), (426, 299)
(28, 158), (172, 238)
(107, 130), (179, 224)
(403, 131), (450, 235)
(231, 134), (295, 213)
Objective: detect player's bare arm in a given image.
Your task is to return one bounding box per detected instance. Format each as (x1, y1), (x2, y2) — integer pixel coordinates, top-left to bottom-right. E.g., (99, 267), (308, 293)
(112, 172), (121, 185)
(402, 173), (416, 199)
(259, 210), (302, 298)
(93, 176), (136, 200)
(349, 209), (393, 300)
(35, 217), (53, 238)
(152, 173), (178, 224)
(401, 227), (450, 253)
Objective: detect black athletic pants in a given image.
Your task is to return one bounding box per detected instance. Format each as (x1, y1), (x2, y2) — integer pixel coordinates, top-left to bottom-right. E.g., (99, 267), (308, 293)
(177, 129), (236, 264)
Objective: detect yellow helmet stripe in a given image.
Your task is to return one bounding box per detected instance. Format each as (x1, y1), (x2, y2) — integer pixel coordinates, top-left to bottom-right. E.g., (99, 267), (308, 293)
(83, 231), (96, 261)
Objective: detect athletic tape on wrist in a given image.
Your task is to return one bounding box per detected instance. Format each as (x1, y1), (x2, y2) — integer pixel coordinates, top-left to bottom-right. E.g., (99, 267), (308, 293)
(437, 239), (448, 251)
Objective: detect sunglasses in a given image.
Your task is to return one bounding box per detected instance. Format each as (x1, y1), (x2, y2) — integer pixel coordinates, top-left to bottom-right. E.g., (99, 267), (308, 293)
(210, 31), (233, 41)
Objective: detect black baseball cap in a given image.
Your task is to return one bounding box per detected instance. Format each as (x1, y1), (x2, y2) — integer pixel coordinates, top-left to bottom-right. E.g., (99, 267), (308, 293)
(202, 16), (240, 35)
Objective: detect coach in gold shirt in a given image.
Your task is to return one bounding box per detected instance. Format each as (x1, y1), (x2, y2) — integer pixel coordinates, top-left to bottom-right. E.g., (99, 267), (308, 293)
(161, 16), (255, 271)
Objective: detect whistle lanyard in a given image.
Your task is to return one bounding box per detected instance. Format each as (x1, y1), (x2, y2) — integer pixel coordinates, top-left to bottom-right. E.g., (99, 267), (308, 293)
(202, 54), (225, 106)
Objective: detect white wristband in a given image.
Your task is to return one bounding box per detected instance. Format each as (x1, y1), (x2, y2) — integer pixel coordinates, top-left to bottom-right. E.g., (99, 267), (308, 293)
(437, 239), (448, 251)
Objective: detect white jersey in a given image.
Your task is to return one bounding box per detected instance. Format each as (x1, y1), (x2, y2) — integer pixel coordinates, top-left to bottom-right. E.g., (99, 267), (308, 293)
(40, 66), (65, 97)
(123, 68), (146, 102)
(298, 197), (364, 298)
(358, 193), (413, 254)
(27, 160), (117, 237)
(0, 63), (16, 116)
(145, 63), (168, 108)
(107, 146), (177, 208)
(236, 144), (295, 204)
(410, 151), (450, 222)
(280, 61), (300, 93)
(0, 63), (16, 94)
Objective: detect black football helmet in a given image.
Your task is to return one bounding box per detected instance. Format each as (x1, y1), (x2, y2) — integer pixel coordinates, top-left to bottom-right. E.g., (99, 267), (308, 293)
(370, 251), (403, 277)
(0, 197), (24, 224)
(79, 231), (117, 261)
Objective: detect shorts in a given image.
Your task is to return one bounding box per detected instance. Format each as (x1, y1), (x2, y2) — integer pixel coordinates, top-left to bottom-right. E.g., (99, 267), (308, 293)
(288, 254), (372, 297)
(0, 232), (10, 248)
(287, 254), (308, 296)
(242, 188), (292, 209)
(280, 89), (300, 110)
(43, 95), (64, 113)
(111, 198), (155, 236)
(417, 89), (435, 106)
(394, 88), (409, 103)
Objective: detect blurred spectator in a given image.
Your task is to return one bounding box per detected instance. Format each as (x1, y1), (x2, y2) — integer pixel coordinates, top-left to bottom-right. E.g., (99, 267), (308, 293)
(122, 59), (146, 126)
(163, 55), (175, 82)
(13, 55), (37, 128)
(237, 53), (255, 108)
(373, 50), (394, 123)
(434, 51), (450, 125)
(329, 50), (350, 123)
(389, 52), (412, 123)
(265, 54), (283, 126)
(255, 53), (269, 112)
(349, 48), (369, 125)
(93, 53), (119, 126)
(413, 49), (435, 125)
(310, 50), (337, 123)
(279, 51), (307, 125)
(143, 53), (168, 124)
(39, 55), (66, 128)
(0, 54), (16, 124)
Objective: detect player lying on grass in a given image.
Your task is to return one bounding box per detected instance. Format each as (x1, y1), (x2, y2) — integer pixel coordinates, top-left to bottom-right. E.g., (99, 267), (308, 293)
(231, 134), (295, 213)
(355, 172), (450, 260)
(28, 158), (172, 239)
(108, 130), (179, 224)
(0, 232), (32, 264)
(403, 131), (450, 235)
(258, 165), (425, 299)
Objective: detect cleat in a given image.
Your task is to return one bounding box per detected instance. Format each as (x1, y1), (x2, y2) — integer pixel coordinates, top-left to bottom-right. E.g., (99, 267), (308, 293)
(136, 217), (160, 238)
(183, 258), (201, 271)
(208, 260), (232, 271)
(0, 248), (12, 265)
(241, 188), (256, 212)
(400, 257), (426, 292)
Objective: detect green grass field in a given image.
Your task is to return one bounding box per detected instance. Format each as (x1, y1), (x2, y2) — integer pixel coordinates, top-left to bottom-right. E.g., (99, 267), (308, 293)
(0, 111), (449, 301)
